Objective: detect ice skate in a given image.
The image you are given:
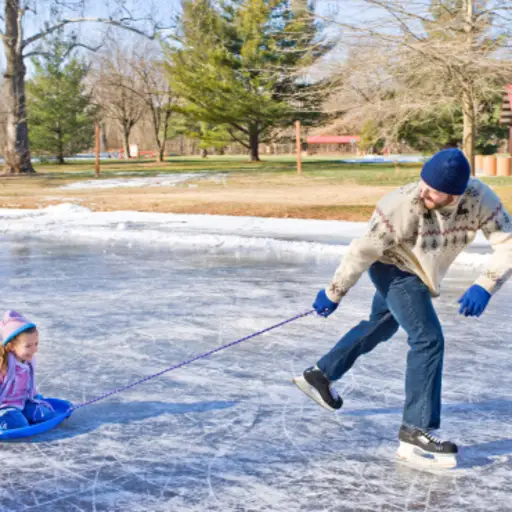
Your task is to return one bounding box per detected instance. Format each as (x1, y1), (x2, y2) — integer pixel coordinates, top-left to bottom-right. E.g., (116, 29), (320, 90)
(396, 424), (458, 469)
(292, 366), (343, 412)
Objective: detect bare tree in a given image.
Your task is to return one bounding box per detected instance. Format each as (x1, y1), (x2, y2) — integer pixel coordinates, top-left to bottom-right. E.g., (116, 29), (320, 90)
(322, 0), (512, 173)
(0, 0), (165, 173)
(0, 75), (6, 146)
(131, 50), (176, 162)
(92, 43), (146, 159)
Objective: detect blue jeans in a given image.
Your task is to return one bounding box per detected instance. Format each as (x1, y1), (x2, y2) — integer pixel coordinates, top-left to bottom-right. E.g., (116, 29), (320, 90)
(0, 398), (56, 430)
(317, 261), (444, 430)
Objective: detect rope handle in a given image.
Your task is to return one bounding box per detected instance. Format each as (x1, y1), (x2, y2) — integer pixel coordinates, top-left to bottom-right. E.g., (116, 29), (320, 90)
(71, 309), (315, 411)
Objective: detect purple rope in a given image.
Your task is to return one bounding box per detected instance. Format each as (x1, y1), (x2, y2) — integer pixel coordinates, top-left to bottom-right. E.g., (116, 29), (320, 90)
(71, 309), (315, 411)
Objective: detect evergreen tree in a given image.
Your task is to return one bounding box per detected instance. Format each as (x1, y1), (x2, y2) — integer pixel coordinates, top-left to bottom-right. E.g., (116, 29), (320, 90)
(166, 0), (328, 161)
(185, 122), (232, 157)
(26, 40), (99, 164)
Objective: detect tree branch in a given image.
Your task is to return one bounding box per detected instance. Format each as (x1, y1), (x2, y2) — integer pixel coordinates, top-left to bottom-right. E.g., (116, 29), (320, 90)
(231, 122), (249, 135)
(23, 51), (53, 59)
(23, 17), (166, 49)
(24, 42), (103, 59)
(227, 127), (250, 148)
(16, 9), (24, 56)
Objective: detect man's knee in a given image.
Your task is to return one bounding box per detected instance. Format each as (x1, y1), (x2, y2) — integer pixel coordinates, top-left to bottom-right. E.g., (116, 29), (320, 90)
(369, 312), (399, 341)
(409, 329), (444, 353)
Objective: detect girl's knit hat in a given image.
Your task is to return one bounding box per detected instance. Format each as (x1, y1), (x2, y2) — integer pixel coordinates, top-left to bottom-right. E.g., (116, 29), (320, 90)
(0, 311), (37, 346)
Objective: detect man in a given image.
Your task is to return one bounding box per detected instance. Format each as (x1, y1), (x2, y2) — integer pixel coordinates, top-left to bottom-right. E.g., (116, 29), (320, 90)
(293, 148), (512, 468)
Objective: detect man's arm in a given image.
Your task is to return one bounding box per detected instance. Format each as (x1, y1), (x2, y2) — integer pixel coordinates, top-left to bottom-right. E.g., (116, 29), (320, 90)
(326, 206), (397, 302)
(474, 186), (512, 295)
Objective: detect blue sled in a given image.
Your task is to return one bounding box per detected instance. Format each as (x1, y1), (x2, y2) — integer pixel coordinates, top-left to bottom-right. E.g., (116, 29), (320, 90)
(0, 398), (72, 441)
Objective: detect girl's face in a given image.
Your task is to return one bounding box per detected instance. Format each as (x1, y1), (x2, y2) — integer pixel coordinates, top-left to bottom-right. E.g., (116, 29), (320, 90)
(10, 330), (39, 362)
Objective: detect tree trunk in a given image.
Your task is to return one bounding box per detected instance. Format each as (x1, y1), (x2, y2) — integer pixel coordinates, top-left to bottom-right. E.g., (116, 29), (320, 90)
(158, 141), (166, 163)
(100, 123), (108, 153)
(157, 109), (172, 163)
(57, 126), (65, 164)
(121, 127), (131, 159)
(462, 0), (476, 176)
(249, 124), (260, 162)
(462, 87), (476, 176)
(3, 0), (35, 174)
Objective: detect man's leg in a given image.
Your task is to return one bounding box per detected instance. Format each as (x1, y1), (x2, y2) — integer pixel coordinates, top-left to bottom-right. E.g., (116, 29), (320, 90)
(377, 269), (444, 431)
(293, 265), (399, 411)
(377, 269), (458, 465)
(316, 290), (399, 381)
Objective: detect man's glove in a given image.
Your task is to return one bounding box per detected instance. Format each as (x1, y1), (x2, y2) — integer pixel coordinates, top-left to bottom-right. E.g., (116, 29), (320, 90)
(458, 284), (491, 317)
(313, 289), (339, 317)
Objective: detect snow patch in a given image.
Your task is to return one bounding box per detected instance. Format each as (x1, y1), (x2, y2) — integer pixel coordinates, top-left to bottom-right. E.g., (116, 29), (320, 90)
(59, 172), (219, 190)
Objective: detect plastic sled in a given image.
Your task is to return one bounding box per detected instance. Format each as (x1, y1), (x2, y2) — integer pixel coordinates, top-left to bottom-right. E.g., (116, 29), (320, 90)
(0, 398), (73, 441)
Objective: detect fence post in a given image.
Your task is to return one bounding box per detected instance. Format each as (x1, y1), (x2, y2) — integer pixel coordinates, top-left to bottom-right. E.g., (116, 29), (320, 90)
(95, 124), (100, 178)
(296, 120), (302, 175)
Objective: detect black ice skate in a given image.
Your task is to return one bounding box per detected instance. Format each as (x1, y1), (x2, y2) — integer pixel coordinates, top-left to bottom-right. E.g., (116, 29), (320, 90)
(292, 366), (343, 412)
(396, 424), (458, 468)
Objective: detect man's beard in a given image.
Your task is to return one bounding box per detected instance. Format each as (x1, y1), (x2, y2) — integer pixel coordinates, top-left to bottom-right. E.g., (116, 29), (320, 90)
(421, 197), (455, 210)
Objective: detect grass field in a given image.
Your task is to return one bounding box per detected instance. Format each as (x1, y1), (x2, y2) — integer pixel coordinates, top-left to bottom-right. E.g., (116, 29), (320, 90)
(1, 156), (511, 221)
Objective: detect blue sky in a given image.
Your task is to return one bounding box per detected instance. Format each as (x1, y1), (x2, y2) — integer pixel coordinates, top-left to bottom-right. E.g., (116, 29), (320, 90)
(0, 0), (373, 72)
(0, 0), (179, 72)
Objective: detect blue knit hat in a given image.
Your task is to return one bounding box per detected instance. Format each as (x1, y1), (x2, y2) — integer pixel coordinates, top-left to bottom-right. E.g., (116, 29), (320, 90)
(420, 148), (470, 195)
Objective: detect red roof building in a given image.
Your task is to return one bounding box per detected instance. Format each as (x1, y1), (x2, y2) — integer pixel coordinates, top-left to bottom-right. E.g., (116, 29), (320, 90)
(306, 135), (360, 155)
(306, 135), (360, 145)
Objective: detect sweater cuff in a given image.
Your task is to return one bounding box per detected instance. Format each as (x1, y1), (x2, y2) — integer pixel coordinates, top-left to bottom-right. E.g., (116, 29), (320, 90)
(325, 284), (343, 303)
(474, 274), (500, 295)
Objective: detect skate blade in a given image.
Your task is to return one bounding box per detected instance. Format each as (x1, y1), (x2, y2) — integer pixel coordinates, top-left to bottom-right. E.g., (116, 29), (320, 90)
(292, 375), (336, 412)
(396, 441), (457, 469)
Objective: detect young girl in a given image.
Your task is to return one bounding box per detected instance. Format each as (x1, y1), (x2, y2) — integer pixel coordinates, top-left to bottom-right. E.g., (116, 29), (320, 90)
(0, 310), (56, 430)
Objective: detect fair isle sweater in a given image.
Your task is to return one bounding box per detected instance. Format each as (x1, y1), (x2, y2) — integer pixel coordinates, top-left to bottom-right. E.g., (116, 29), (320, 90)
(326, 179), (512, 302)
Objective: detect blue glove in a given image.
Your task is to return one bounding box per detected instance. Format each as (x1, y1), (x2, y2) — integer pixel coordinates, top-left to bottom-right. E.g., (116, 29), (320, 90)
(458, 285), (491, 317)
(313, 289), (339, 317)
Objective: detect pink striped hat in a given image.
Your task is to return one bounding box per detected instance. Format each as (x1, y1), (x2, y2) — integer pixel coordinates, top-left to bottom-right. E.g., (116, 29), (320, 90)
(0, 310), (37, 346)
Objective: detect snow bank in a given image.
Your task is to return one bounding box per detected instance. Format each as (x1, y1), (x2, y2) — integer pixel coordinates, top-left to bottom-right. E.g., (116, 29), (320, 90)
(0, 204), (491, 269)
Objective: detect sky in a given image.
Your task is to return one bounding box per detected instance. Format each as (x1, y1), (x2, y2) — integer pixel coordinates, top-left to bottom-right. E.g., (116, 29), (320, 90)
(0, 0), (179, 73)
(0, 0), (371, 74)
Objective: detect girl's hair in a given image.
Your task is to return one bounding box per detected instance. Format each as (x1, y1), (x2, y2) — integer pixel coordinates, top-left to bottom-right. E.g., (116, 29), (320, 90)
(0, 327), (37, 376)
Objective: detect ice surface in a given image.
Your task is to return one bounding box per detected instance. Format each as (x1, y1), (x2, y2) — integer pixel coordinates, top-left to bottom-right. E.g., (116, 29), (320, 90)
(0, 209), (510, 511)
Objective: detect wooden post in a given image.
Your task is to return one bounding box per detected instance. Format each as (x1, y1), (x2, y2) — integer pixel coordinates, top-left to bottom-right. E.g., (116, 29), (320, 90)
(295, 120), (302, 175)
(94, 124), (100, 178)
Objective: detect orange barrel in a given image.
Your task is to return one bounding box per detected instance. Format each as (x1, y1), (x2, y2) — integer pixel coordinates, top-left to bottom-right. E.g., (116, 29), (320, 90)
(475, 154), (484, 174)
(497, 156), (512, 177)
(483, 155), (497, 176)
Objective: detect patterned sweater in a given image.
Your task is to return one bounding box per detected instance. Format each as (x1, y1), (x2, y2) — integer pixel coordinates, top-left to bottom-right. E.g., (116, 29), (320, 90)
(326, 179), (512, 302)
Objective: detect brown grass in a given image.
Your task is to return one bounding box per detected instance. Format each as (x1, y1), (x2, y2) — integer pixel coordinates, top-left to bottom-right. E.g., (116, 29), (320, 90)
(1, 160), (512, 221)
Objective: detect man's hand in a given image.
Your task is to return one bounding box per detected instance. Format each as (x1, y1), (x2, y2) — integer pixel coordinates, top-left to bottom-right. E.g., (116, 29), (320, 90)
(458, 284), (491, 317)
(313, 289), (339, 318)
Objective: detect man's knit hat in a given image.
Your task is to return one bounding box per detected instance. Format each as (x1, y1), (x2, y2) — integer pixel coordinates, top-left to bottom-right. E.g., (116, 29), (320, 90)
(420, 148), (470, 195)
(0, 310), (36, 346)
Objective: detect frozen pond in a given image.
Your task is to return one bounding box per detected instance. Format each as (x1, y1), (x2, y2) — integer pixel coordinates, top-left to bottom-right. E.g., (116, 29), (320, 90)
(0, 230), (510, 511)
